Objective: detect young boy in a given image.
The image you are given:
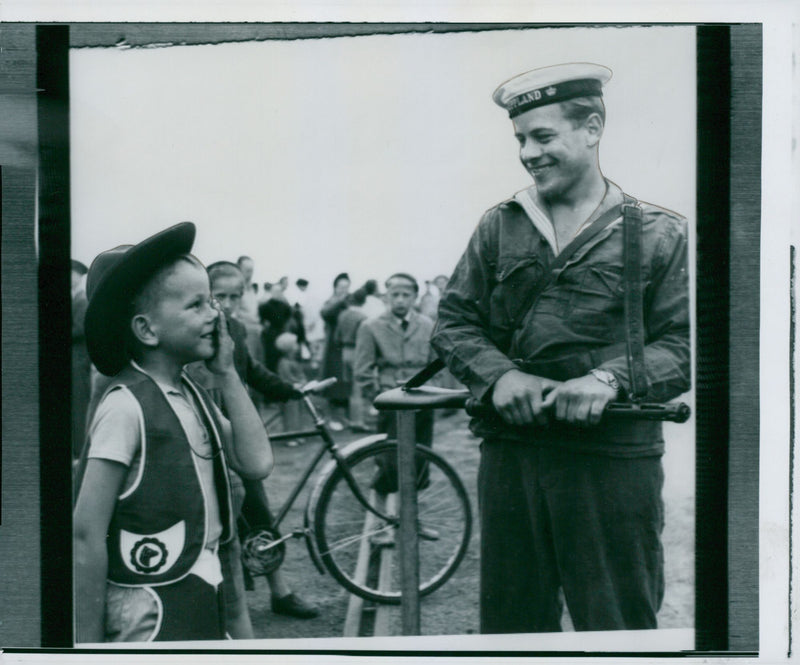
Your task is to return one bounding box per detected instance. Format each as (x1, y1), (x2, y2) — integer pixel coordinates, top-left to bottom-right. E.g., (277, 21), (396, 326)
(187, 262), (319, 627)
(354, 273), (437, 494)
(334, 289), (369, 432)
(73, 223), (273, 643)
(275, 331), (306, 388)
(274, 332), (307, 441)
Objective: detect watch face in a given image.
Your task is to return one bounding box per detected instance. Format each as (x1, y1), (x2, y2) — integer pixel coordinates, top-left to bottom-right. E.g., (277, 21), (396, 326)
(591, 370), (618, 390)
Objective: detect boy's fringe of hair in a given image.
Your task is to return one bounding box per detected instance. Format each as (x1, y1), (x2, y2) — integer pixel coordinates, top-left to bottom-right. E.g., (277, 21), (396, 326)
(207, 261), (244, 284)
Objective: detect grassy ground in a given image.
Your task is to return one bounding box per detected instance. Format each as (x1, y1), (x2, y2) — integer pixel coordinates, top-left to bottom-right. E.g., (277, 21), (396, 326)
(246, 407), (694, 640)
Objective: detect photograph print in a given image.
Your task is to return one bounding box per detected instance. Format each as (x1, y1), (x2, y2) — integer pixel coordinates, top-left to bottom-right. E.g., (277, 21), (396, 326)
(63, 22), (701, 650)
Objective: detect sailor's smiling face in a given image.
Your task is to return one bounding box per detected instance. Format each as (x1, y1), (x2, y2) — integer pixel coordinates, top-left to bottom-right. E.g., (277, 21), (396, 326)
(512, 102), (598, 203)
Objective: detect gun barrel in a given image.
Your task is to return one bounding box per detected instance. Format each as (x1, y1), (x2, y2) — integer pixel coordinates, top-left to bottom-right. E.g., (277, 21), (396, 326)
(603, 402), (691, 423)
(465, 398), (691, 423)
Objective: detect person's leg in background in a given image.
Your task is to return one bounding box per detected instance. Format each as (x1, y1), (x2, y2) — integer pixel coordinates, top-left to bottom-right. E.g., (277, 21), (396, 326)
(219, 536), (255, 638)
(342, 347), (367, 431)
(239, 478), (320, 619)
(220, 471), (255, 638)
(374, 408), (434, 488)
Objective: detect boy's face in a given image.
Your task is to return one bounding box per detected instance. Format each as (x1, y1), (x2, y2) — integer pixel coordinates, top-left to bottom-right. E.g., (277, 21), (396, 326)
(238, 258), (254, 283)
(146, 261), (219, 364)
(386, 279), (417, 319)
(334, 279), (350, 298)
(211, 274), (245, 317)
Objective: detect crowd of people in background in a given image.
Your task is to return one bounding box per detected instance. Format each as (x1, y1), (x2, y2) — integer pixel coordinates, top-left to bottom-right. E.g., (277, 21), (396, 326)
(170, 257), (454, 435)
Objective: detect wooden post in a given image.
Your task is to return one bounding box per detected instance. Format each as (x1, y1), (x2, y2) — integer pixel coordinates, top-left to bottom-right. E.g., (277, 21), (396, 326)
(396, 410), (420, 634)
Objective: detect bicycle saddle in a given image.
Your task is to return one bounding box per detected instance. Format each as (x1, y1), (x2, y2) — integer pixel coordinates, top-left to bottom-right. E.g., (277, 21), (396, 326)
(373, 386), (471, 411)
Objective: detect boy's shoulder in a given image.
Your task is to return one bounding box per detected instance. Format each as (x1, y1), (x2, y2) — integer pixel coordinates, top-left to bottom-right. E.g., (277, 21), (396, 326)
(91, 364), (148, 404)
(94, 380), (142, 423)
(412, 311), (435, 331)
(365, 310), (393, 327)
(86, 376), (145, 468)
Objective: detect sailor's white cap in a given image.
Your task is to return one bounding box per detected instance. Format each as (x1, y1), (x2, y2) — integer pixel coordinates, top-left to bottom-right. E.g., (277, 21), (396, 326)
(492, 63), (612, 118)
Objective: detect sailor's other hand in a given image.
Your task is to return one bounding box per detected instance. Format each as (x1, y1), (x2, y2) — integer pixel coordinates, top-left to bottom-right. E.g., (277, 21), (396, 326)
(542, 373), (618, 426)
(491, 369), (560, 426)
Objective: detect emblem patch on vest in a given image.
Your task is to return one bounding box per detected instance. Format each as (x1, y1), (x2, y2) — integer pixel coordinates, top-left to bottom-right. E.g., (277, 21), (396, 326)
(130, 537), (168, 572)
(120, 521), (186, 576)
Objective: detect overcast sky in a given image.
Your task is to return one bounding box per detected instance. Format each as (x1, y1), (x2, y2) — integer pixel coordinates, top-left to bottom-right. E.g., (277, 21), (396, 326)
(70, 25), (695, 296)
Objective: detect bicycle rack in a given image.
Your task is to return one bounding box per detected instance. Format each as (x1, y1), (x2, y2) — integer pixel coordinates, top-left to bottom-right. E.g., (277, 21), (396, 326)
(372, 386), (465, 635)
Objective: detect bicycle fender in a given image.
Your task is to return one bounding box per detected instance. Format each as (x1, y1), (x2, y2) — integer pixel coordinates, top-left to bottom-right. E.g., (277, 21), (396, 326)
(303, 433), (389, 573)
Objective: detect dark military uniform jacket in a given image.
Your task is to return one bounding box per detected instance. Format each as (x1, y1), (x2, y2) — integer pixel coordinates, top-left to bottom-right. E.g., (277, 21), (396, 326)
(431, 180), (690, 457)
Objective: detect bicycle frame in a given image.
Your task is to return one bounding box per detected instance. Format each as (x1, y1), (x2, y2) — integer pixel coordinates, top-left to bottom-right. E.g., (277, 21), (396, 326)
(266, 394), (397, 533)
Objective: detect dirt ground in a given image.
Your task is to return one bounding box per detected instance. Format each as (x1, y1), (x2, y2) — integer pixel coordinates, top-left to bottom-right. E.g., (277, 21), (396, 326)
(245, 407), (695, 641)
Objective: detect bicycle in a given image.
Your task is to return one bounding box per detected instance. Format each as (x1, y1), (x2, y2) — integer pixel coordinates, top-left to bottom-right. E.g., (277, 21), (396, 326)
(238, 378), (473, 605)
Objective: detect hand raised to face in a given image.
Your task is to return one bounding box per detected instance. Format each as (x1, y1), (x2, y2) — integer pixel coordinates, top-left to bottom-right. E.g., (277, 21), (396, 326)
(204, 299), (235, 375)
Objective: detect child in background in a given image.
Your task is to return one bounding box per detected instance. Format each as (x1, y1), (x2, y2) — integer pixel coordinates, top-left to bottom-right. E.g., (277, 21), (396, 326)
(274, 332), (307, 444)
(73, 223), (273, 643)
(186, 262), (319, 625)
(334, 289), (369, 432)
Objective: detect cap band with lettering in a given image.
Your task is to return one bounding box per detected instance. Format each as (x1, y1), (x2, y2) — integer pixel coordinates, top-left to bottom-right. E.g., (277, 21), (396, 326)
(506, 78), (603, 118)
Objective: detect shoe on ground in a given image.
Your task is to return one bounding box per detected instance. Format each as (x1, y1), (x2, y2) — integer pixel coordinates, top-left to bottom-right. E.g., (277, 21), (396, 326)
(285, 439), (299, 447)
(271, 593), (320, 619)
(328, 420), (345, 432)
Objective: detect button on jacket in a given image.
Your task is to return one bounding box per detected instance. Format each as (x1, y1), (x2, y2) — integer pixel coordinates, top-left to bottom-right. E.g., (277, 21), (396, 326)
(431, 180), (690, 456)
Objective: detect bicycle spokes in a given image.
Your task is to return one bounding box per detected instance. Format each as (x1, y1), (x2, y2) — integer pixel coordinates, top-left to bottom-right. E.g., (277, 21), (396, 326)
(311, 441), (471, 604)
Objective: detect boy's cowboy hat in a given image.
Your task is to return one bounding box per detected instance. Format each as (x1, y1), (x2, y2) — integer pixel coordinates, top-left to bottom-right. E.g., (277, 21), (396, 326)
(85, 222), (196, 376)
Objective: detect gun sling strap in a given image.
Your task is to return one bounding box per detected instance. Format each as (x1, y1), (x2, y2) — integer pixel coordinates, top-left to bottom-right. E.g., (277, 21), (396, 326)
(405, 194), (648, 401)
(621, 199), (648, 402)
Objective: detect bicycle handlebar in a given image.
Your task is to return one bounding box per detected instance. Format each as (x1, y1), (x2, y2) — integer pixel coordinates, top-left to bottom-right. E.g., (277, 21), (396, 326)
(300, 377), (338, 395)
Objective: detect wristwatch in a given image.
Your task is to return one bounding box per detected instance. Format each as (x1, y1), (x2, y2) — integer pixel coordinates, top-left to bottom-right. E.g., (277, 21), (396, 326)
(589, 369), (620, 395)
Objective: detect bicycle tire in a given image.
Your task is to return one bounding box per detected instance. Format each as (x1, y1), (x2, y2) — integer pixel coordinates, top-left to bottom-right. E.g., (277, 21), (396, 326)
(311, 440), (471, 604)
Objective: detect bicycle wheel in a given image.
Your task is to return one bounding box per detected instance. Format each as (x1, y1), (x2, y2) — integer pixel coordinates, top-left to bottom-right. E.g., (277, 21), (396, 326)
(312, 440), (471, 604)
